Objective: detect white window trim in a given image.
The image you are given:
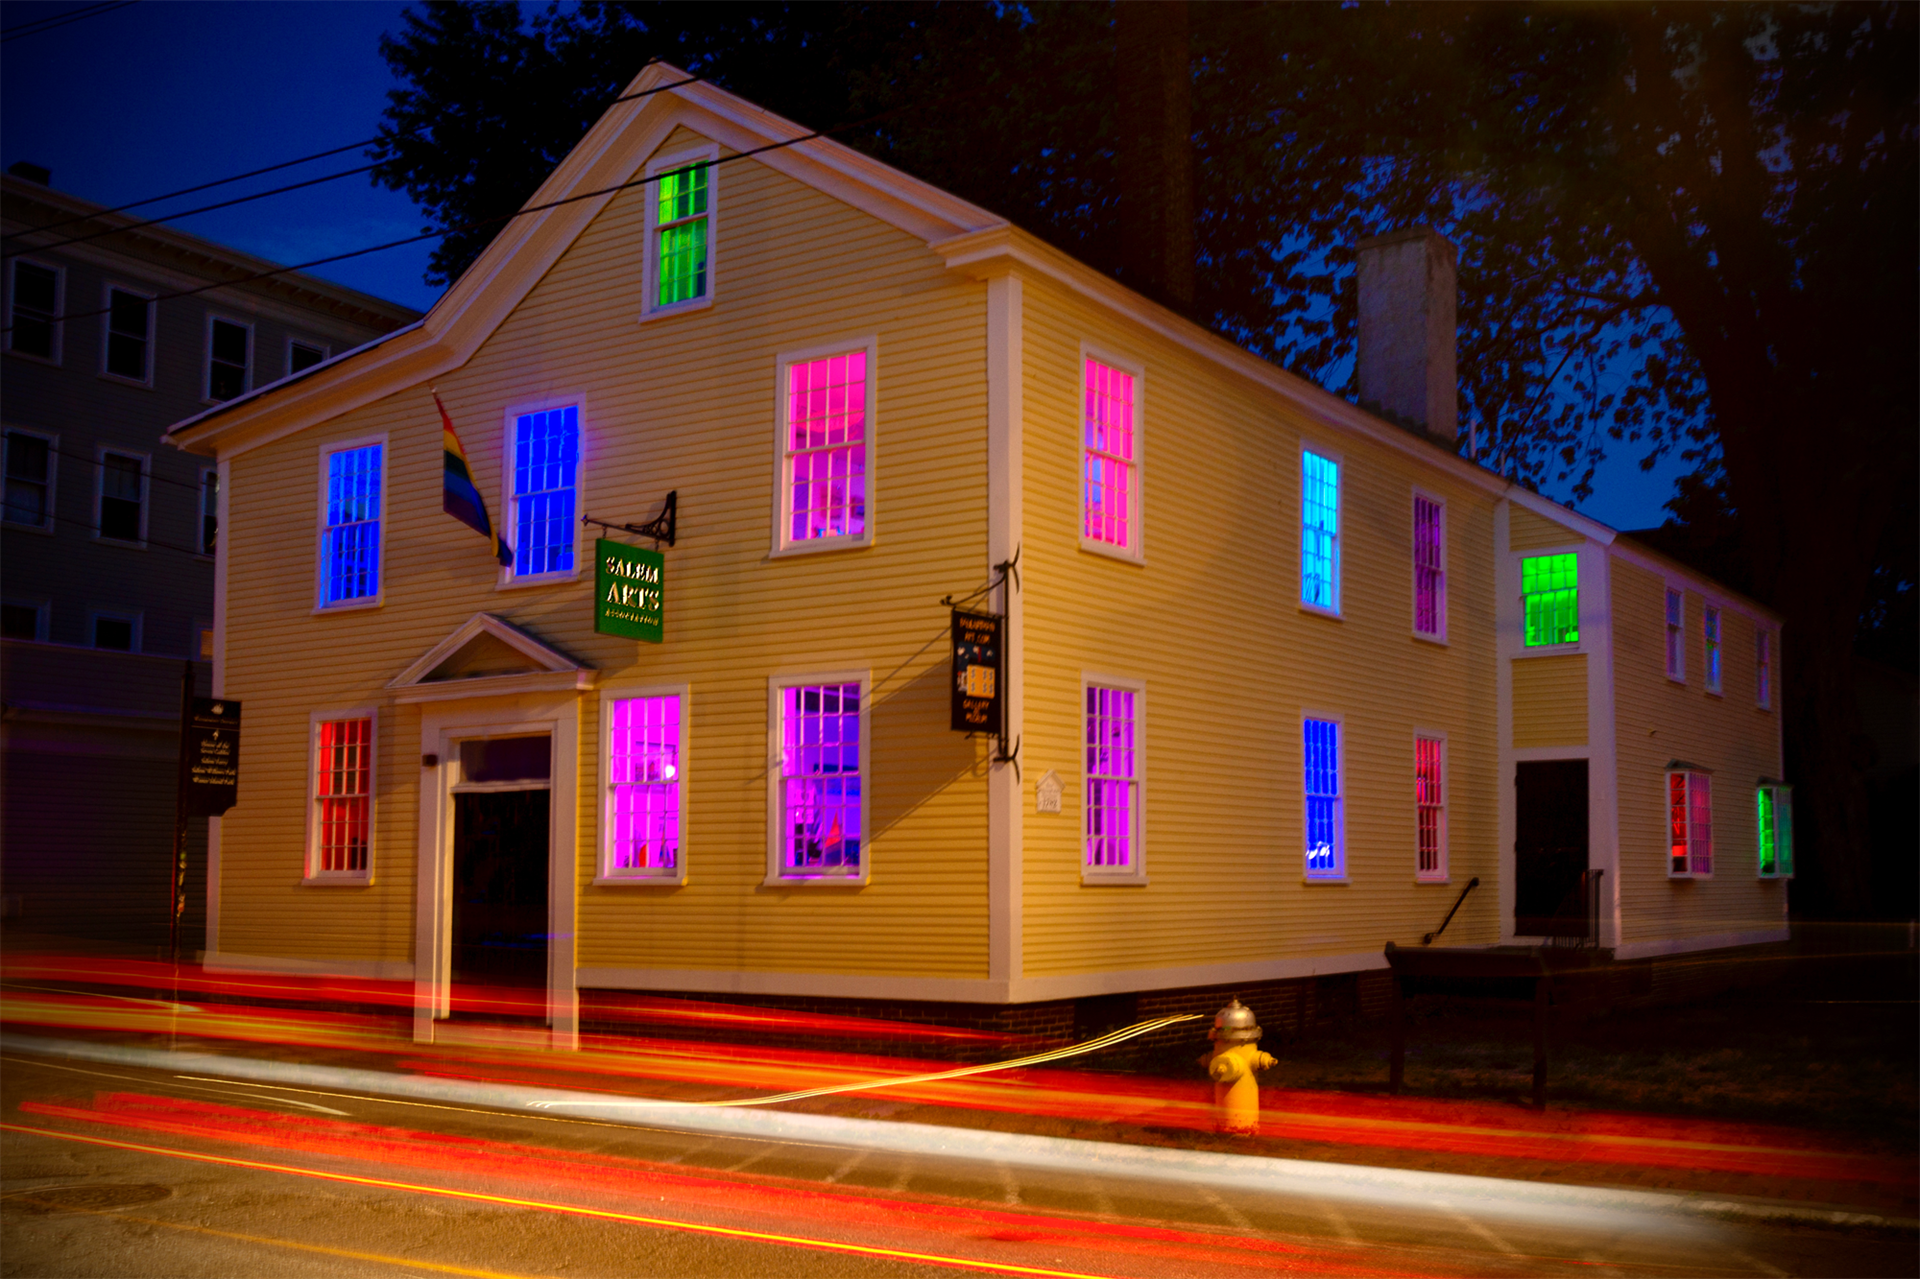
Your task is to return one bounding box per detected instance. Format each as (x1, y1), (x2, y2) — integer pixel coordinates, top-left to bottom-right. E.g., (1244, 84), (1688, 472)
(305, 706), (378, 884)
(1411, 488), (1447, 643)
(98, 281), (155, 387)
(286, 337), (330, 378)
(1413, 729), (1449, 883)
(769, 337), (879, 557)
(1757, 781), (1793, 880)
(765, 668), (871, 887)
(1299, 443), (1343, 619)
(88, 609), (142, 653)
(198, 466), (218, 559)
(313, 433), (388, 613)
(498, 394), (588, 588)
(596, 683), (692, 886)
(93, 445), (150, 548)
(1302, 708), (1348, 882)
(1080, 670), (1148, 885)
(1077, 342), (1147, 564)
(1755, 629), (1773, 709)
(639, 142), (719, 322)
(1664, 585), (1687, 683)
(1702, 604), (1723, 696)
(2, 425), (58, 534)
(204, 313), (253, 404)
(7, 258), (63, 365)
(3, 598), (50, 642)
(1666, 768), (1713, 880)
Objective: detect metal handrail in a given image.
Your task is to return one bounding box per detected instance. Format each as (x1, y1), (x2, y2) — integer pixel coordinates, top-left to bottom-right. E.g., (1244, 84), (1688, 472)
(1422, 876), (1480, 945)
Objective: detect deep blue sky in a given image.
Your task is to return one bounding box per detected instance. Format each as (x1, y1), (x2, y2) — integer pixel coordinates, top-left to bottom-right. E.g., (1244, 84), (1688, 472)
(2, 0), (1685, 528)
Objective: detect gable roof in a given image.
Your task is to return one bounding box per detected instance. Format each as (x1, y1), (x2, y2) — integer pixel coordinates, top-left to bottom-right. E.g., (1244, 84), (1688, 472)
(387, 612), (594, 704)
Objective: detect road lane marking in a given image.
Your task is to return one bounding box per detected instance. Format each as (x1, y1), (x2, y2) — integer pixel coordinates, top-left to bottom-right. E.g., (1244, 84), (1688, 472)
(1443, 1206), (1522, 1256)
(1197, 1185), (1257, 1233)
(1730, 1250), (1790, 1278)
(1316, 1198), (1361, 1244)
(823, 1148), (870, 1184)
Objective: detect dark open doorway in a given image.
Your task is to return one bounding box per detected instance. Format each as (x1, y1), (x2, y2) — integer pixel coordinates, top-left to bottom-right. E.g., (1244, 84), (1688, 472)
(451, 788), (549, 1018)
(1514, 759), (1589, 938)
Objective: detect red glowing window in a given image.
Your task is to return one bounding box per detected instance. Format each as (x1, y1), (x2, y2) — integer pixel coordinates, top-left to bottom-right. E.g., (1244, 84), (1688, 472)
(784, 351), (867, 545)
(1083, 358), (1137, 552)
(1415, 736), (1445, 879)
(780, 682), (862, 876)
(314, 718), (371, 876)
(1668, 769), (1712, 877)
(607, 695), (681, 877)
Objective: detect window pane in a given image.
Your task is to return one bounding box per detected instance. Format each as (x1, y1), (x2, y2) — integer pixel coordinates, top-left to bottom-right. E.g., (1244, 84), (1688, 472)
(657, 165), (708, 223)
(1668, 773), (1689, 874)
(201, 471), (219, 556)
(106, 290), (148, 380)
(609, 695), (680, 872)
(1302, 453), (1339, 609)
(2, 604), (40, 639)
(209, 320), (249, 400)
(1082, 359), (1136, 549)
(322, 444), (382, 604)
(1757, 786), (1776, 876)
(513, 406), (580, 575)
(290, 342), (325, 374)
(10, 262), (56, 358)
(4, 432), (49, 526)
(786, 353), (867, 541)
(99, 453), (142, 541)
(316, 718), (371, 873)
(93, 616), (133, 650)
(657, 219), (708, 306)
(1084, 685), (1137, 869)
(1523, 554), (1579, 646)
(781, 683), (860, 872)
(1416, 736), (1443, 875)
(1304, 718), (1341, 876)
(1415, 496), (1444, 635)
(1688, 773), (1712, 875)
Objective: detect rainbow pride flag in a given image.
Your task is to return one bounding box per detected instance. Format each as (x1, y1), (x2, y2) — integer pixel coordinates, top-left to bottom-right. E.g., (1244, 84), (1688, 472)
(436, 392), (511, 567)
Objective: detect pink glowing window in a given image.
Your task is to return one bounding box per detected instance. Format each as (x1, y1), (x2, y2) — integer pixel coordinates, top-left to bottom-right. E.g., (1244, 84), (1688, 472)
(1668, 770), (1712, 877)
(1416, 736), (1445, 879)
(608, 695), (681, 876)
(780, 683), (861, 876)
(1414, 495), (1445, 637)
(1085, 684), (1138, 871)
(785, 351), (867, 544)
(314, 718), (371, 876)
(1083, 358), (1136, 551)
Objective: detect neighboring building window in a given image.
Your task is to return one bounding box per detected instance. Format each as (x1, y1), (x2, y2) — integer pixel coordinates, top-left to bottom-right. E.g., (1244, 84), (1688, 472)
(198, 625), (215, 660)
(1301, 451), (1340, 611)
(1756, 630), (1772, 708)
(606, 694), (682, 878)
(200, 469), (219, 556)
(655, 163), (709, 307)
(320, 442), (382, 606)
(1522, 553), (1579, 646)
(1757, 783), (1793, 878)
(2, 601), (46, 641)
(1084, 683), (1140, 875)
(1304, 717), (1344, 878)
(776, 682), (863, 878)
(104, 287), (151, 381)
(97, 451), (145, 543)
(1667, 769), (1712, 877)
(1414, 495), (1445, 638)
(783, 351), (867, 544)
(3, 429), (53, 528)
(90, 611), (138, 651)
(510, 405), (580, 576)
(1665, 588), (1685, 681)
(1415, 735), (1445, 880)
(1703, 606), (1722, 694)
(1082, 358), (1137, 553)
(288, 340), (327, 375)
(9, 260), (58, 359)
(312, 717), (372, 877)
(207, 317), (250, 400)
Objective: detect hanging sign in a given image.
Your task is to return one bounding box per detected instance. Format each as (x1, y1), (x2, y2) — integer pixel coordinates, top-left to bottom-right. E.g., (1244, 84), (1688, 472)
(951, 610), (1003, 734)
(183, 697), (241, 816)
(595, 537), (664, 642)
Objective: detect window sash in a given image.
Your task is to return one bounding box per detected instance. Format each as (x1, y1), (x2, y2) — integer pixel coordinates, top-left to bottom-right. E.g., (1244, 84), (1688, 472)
(105, 289), (149, 380)
(1757, 784), (1793, 877)
(1414, 496), (1444, 636)
(1669, 771), (1712, 876)
(655, 165), (710, 307)
(99, 452), (143, 541)
(1301, 453), (1340, 609)
(322, 444), (382, 605)
(1523, 554), (1579, 646)
(315, 718), (371, 875)
(1756, 631), (1771, 706)
(1084, 685), (1137, 869)
(1703, 607), (1722, 692)
(1665, 589), (1684, 679)
(608, 695), (681, 874)
(1082, 359), (1136, 550)
(208, 319), (249, 400)
(1304, 718), (1342, 877)
(10, 262), (56, 358)
(512, 406), (580, 575)
(1415, 736), (1444, 877)
(92, 614), (136, 651)
(3, 432), (50, 527)
(290, 341), (326, 374)
(786, 352), (867, 543)
(779, 683), (861, 874)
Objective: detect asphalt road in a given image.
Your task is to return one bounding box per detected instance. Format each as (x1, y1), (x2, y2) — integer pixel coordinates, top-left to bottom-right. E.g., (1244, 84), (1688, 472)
(4, 1051), (1913, 1278)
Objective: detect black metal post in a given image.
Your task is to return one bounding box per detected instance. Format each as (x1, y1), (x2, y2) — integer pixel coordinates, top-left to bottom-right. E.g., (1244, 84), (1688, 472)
(168, 660), (193, 967)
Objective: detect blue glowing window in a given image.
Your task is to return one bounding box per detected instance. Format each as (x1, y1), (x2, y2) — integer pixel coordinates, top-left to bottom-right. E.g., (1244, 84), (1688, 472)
(1304, 717), (1343, 878)
(513, 406), (579, 576)
(1302, 452), (1339, 610)
(321, 443), (381, 605)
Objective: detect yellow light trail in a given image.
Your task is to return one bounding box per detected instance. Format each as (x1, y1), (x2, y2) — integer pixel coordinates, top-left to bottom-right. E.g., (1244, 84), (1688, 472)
(2, 1122), (1125, 1279)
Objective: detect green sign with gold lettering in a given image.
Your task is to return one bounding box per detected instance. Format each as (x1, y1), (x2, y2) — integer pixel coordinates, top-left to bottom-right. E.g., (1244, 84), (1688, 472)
(595, 537), (663, 642)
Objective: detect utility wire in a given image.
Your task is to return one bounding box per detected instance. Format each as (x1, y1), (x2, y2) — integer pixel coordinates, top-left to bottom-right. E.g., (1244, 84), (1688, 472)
(0, 0), (136, 43)
(38, 508), (207, 560)
(38, 445), (210, 492)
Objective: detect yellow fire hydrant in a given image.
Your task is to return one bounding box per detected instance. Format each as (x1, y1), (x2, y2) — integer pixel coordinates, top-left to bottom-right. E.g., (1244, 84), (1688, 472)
(1201, 999), (1276, 1135)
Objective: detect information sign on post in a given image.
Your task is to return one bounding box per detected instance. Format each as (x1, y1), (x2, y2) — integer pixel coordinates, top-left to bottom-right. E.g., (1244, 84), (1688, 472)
(184, 698), (241, 816)
(595, 537), (664, 643)
(950, 610), (1003, 735)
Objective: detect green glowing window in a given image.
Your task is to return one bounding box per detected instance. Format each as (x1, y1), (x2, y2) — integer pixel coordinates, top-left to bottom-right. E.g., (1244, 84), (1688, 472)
(1522, 554), (1579, 646)
(655, 164), (709, 307)
(1757, 783), (1793, 878)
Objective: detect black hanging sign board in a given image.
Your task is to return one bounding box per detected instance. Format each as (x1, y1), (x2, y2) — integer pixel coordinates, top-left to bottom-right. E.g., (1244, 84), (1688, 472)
(183, 697), (241, 816)
(950, 610), (1003, 734)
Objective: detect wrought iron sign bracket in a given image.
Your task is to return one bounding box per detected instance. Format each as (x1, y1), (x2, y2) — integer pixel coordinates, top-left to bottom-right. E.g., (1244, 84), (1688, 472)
(940, 543), (1020, 611)
(583, 490), (677, 548)
(993, 732), (1021, 783)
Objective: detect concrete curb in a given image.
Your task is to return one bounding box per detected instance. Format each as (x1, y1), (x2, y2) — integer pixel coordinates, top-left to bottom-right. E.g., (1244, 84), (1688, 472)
(7, 1033), (1911, 1237)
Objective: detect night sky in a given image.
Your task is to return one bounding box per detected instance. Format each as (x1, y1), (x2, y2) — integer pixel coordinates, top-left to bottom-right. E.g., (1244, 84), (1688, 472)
(0, 0), (1685, 529)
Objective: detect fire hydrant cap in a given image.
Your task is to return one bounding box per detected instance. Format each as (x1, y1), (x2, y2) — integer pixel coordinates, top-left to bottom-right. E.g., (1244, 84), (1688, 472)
(1210, 998), (1262, 1045)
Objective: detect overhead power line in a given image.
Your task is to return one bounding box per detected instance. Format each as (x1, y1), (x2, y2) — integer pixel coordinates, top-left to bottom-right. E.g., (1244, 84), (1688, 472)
(0, 0), (137, 43)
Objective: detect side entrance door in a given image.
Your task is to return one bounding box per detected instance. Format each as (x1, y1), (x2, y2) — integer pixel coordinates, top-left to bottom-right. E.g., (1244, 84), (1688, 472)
(1514, 759), (1589, 937)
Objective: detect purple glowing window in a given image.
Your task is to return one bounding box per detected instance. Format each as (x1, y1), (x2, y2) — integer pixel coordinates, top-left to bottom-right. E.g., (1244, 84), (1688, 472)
(781, 683), (861, 874)
(1304, 718), (1342, 877)
(786, 352), (867, 543)
(1083, 358), (1136, 550)
(608, 695), (680, 874)
(1085, 684), (1137, 870)
(1415, 496), (1444, 637)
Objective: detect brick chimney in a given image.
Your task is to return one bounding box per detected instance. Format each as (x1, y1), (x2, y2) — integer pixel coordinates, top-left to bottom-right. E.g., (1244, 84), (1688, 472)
(1355, 227), (1458, 447)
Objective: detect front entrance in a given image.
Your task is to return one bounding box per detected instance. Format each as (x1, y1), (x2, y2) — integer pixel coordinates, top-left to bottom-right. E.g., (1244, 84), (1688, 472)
(449, 735), (552, 1020)
(1514, 759), (1589, 937)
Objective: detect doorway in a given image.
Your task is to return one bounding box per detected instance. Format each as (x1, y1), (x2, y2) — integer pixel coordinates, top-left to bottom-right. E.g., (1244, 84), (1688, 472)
(1514, 759), (1589, 937)
(449, 735), (552, 1021)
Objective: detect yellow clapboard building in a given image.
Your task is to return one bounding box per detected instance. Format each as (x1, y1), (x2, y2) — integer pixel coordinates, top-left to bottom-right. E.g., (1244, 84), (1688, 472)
(165, 67), (1788, 1046)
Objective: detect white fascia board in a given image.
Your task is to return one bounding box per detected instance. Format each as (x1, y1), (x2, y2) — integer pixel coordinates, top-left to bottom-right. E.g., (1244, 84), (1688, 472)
(1505, 485), (1618, 547)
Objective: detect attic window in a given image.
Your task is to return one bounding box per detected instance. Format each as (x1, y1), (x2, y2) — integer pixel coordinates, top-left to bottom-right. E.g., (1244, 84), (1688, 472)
(655, 164), (708, 307)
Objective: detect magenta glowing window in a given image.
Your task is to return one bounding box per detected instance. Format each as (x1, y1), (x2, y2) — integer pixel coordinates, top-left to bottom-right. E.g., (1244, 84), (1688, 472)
(786, 351), (867, 543)
(1414, 496), (1444, 637)
(1083, 358), (1136, 551)
(781, 683), (861, 875)
(314, 718), (371, 875)
(608, 695), (680, 875)
(1085, 684), (1138, 870)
